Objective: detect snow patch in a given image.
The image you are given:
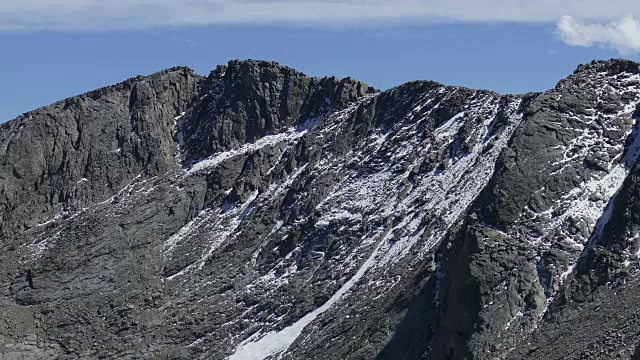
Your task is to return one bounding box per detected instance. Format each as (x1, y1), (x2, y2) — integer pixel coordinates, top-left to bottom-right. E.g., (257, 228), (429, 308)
(560, 264), (576, 283)
(228, 231), (388, 360)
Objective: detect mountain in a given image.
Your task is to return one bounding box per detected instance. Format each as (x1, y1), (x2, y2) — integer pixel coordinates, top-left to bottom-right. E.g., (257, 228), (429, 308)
(1, 59), (640, 360)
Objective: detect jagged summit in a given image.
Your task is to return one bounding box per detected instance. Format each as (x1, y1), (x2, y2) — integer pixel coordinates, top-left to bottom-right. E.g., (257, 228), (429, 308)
(214, 59), (377, 88)
(573, 58), (640, 76)
(7, 59), (379, 127)
(10, 57), (637, 127)
(2, 59), (640, 360)
(176, 59), (376, 164)
(223, 59), (307, 77)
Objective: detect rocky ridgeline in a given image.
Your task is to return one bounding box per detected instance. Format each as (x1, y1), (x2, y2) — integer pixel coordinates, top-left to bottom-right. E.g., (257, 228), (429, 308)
(1, 59), (640, 359)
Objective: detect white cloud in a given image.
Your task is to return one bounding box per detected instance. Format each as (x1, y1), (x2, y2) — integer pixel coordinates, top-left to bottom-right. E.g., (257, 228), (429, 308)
(3, 0), (640, 32)
(557, 15), (640, 53)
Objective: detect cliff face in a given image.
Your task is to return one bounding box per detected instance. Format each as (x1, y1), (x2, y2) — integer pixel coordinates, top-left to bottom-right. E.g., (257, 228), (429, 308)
(0, 66), (200, 234)
(1, 59), (640, 360)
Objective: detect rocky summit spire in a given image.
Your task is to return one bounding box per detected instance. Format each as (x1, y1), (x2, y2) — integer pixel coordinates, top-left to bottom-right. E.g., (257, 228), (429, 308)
(178, 59), (375, 164)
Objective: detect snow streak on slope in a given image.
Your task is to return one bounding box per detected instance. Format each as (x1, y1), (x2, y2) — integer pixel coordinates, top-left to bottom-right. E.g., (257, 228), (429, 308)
(186, 129), (310, 175)
(228, 230), (389, 360)
(163, 208), (214, 254)
(186, 120), (317, 175)
(228, 89), (525, 360)
(164, 190), (259, 280)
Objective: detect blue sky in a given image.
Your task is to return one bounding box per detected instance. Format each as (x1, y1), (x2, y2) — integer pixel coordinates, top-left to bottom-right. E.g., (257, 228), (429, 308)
(1, 1), (639, 122)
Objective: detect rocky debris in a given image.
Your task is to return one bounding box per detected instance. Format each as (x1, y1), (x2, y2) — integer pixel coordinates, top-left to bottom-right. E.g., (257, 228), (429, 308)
(2, 59), (640, 360)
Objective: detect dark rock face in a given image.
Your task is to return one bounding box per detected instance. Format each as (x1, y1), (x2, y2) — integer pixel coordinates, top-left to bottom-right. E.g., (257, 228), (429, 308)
(180, 60), (374, 164)
(2, 59), (640, 360)
(0, 66), (200, 235)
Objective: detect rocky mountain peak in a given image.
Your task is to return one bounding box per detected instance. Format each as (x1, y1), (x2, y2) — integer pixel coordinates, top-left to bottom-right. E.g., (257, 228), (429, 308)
(2, 59), (640, 360)
(573, 58), (640, 76)
(178, 59), (375, 164)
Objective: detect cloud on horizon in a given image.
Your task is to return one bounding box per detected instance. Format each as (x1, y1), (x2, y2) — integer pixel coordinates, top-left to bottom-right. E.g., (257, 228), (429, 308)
(3, 0), (640, 31)
(2, 0), (640, 54)
(557, 16), (640, 54)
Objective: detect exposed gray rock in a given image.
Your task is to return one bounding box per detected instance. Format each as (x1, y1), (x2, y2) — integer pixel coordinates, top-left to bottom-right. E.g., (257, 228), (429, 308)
(2, 58), (640, 360)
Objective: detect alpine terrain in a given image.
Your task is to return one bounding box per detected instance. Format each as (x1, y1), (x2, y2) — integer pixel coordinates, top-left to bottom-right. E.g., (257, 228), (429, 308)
(2, 59), (640, 360)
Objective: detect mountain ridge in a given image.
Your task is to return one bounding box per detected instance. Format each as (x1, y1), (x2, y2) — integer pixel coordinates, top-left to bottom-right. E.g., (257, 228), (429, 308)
(9, 57), (639, 127)
(1, 58), (640, 360)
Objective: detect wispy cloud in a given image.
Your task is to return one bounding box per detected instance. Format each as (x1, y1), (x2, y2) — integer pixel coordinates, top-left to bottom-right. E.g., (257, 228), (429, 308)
(170, 37), (198, 47)
(4, 1), (640, 32)
(557, 16), (640, 54)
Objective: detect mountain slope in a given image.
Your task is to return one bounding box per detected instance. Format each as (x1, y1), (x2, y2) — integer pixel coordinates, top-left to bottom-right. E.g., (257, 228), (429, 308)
(1, 59), (640, 360)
